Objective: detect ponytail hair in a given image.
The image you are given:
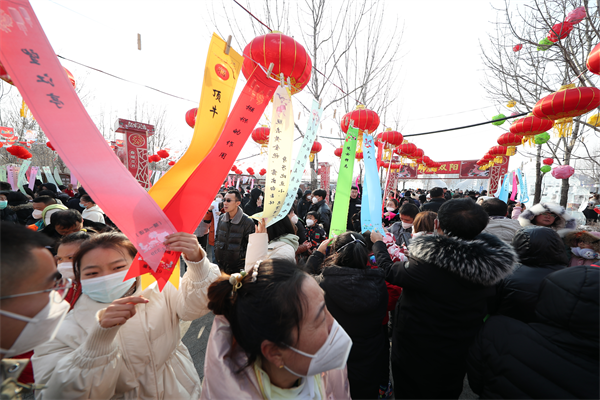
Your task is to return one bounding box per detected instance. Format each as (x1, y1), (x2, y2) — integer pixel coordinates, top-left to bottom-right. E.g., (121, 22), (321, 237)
(207, 259), (308, 369)
(323, 231), (368, 270)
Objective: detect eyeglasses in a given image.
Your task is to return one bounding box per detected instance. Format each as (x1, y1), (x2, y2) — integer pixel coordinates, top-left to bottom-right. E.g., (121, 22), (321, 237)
(540, 212), (558, 218)
(0, 277), (72, 303)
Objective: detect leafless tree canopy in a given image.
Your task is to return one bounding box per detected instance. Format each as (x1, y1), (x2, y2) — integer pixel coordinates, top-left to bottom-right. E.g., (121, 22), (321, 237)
(481, 0), (599, 205)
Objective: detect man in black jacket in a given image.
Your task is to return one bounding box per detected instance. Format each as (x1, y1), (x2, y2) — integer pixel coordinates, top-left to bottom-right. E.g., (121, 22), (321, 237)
(371, 198), (517, 399)
(346, 186), (361, 231)
(214, 189), (255, 274)
(309, 189), (332, 234)
(420, 186), (446, 213)
(467, 266), (599, 399)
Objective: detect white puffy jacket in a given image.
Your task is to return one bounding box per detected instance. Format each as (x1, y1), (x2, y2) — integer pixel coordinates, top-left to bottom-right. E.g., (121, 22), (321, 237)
(32, 254), (220, 399)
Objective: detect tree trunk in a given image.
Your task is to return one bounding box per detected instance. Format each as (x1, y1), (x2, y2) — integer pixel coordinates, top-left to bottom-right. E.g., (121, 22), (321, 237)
(534, 144), (543, 204)
(311, 155), (318, 191)
(560, 178), (569, 207)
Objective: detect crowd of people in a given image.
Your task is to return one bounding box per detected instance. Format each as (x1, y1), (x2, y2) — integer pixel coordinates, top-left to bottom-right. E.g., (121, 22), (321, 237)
(1, 180), (598, 399)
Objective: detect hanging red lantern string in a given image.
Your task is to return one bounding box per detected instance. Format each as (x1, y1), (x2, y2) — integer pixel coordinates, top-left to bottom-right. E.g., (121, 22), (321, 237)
(510, 113), (554, 145)
(497, 132), (524, 156)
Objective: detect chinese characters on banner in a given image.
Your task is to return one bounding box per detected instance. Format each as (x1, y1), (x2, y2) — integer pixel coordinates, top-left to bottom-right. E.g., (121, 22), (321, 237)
(28, 166), (39, 190)
(361, 134), (384, 234)
(116, 119), (155, 189)
(318, 163), (330, 199)
(52, 166), (63, 185)
(329, 125), (358, 237)
(42, 166), (57, 186)
(6, 165), (18, 190)
(149, 33), (242, 210)
(384, 171), (398, 196)
(255, 85), (294, 223)
(0, 0), (177, 270)
(269, 98), (322, 226)
(417, 160), (490, 179)
(125, 64), (278, 289)
(488, 156), (509, 194)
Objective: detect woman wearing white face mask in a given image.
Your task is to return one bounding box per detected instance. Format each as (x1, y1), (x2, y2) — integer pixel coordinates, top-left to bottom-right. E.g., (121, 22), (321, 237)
(32, 231), (221, 399)
(55, 231), (94, 308)
(382, 198), (400, 228)
(202, 258), (351, 399)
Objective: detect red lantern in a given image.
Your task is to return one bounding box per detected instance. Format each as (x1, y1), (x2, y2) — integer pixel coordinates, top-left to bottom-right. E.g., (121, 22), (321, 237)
(46, 141), (55, 151)
(334, 148), (343, 158)
(185, 108), (198, 128)
(395, 143), (417, 157)
(310, 141), (322, 162)
(547, 22), (574, 43)
(168, 161), (176, 166)
(513, 44), (523, 52)
(476, 159), (487, 166)
(510, 114), (554, 139)
(252, 126), (270, 153)
(380, 129), (403, 147)
(489, 145), (509, 156)
(231, 165), (237, 172)
(340, 105), (380, 134)
(242, 32), (312, 95)
(497, 132), (524, 156)
(259, 168), (267, 176)
(534, 86), (600, 121)
(355, 152), (363, 160)
(543, 158), (554, 165)
(408, 148), (424, 161)
(587, 43), (600, 76)
(247, 167), (255, 175)
(63, 68), (76, 88)
(157, 150), (169, 159)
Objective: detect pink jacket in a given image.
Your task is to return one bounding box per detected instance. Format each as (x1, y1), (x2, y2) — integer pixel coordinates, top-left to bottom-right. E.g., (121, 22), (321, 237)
(200, 315), (351, 399)
(511, 206), (522, 219)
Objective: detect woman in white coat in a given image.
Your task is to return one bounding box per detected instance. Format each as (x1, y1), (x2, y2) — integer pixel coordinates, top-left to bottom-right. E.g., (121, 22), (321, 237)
(32, 231), (220, 399)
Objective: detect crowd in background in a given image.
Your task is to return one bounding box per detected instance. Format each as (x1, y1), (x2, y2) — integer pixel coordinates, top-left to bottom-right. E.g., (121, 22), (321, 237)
(1, 179), (598, 399)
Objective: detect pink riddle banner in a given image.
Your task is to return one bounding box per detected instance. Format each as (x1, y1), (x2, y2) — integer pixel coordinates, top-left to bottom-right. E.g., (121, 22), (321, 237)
(0, 0), (176, 269)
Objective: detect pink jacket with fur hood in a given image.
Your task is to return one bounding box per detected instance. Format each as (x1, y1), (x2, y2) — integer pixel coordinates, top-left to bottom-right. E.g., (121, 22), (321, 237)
(201, 315), (351, 399)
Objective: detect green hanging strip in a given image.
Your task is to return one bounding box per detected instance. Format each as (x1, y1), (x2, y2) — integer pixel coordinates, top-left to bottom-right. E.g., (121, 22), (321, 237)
(329, 125), (358, 237)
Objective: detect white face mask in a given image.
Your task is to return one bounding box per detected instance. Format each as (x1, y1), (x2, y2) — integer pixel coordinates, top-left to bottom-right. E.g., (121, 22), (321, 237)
(32, 209), (43, 219)
(291, 215), (299, 225)
(81, 270), (136, 303)
(306, 219), (315, 227)
(312, 197), (319, 204)
(259, 195), (263, 200)
(57, 262), (75, 280)
(0, 291), (70, 358)
(386, 207), (395, 212)
(284, 319), (352, 377)
(401, 221), (413, 230)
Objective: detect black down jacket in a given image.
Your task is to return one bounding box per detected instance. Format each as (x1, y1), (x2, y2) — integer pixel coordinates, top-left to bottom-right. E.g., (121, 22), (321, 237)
(467, 266), (599, 399)
(214, 206), (255, 274)
(318, 265), (388, 400)
(489, 226), (568, 323)
(373, 232), (517, 399)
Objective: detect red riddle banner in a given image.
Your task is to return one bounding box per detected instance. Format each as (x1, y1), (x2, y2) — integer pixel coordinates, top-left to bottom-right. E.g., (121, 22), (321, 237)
(116, 119), (155, 189)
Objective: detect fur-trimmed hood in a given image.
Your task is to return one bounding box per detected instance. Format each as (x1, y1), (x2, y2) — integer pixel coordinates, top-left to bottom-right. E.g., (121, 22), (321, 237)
(409, 232), (517, 286)
(518, 202), (576, 236)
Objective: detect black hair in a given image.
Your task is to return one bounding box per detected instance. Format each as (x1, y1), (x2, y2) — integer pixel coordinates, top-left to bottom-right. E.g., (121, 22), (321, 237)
(481, 198), (508, 217)
(80, 194), (95, 204)
(1, 223), (54, 297)
(324, 231), (368, 270)
(6, 190), (29, 206)
(351, 186), (359, 191)
(306, 211), (320, 221)
(452, 193), (462, 199)
(207, 259), (308, 370)
(58, 185), (67, 191)
(51, 209), (83, 228)
(40, 182), (58, 193)
(0, 182), (11, 191)
(438, 198), (489, 240)
(227, 189), (242, 202)
(430, 187), (443, 198)
(399, 203), (419, 219)
(418, 194), (427, 204)
(73, 232), (137, 281)
(33, 196), (56, 206)
(312, 189), (326, 199)
(37, 190), (57, 198)
(266, 216), (296, 242)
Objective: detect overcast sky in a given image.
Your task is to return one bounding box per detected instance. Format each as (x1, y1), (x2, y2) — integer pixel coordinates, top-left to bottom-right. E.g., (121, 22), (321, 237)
(10, 0), (579, 177)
